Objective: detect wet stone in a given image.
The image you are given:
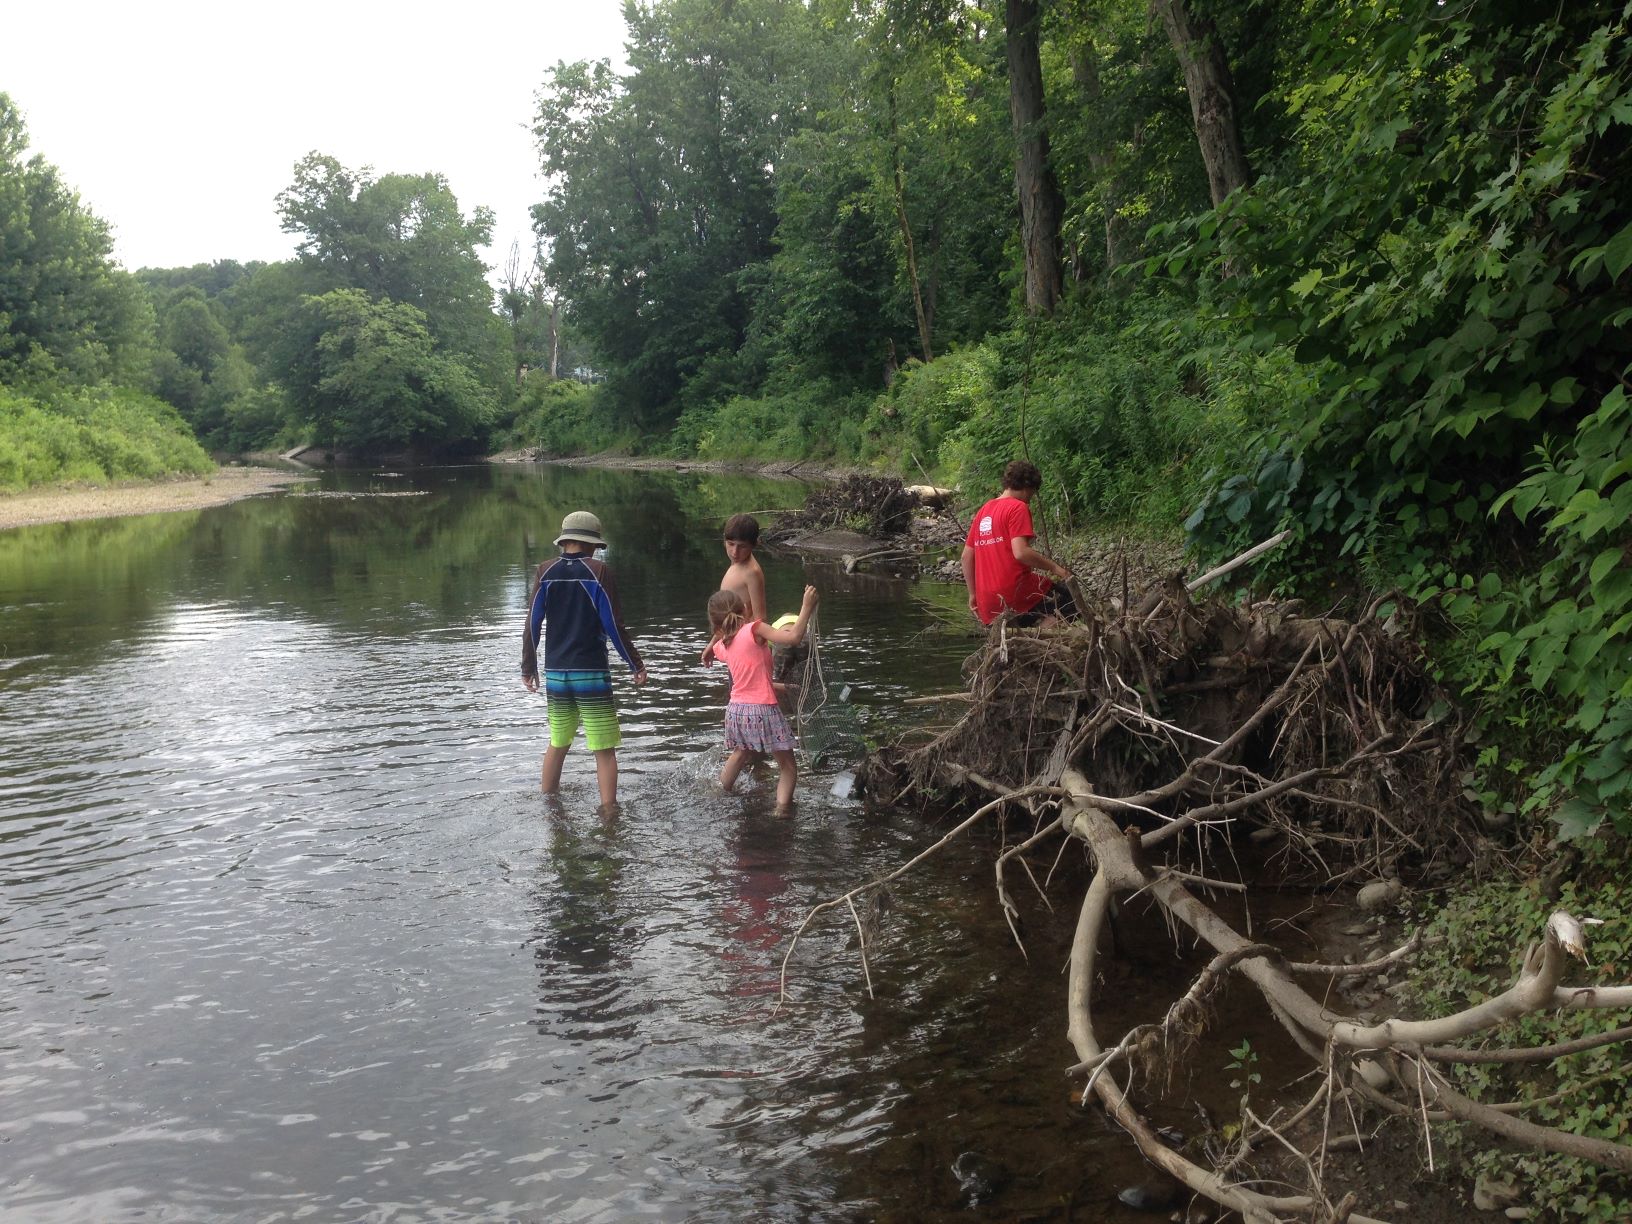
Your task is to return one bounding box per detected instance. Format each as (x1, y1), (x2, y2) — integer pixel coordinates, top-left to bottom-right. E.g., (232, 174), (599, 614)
(950, 1151), (1012, 1206)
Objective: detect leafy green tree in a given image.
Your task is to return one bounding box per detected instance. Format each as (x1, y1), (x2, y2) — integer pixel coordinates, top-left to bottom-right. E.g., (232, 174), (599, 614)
(137, 273), (294, 449)
(533, 0), (823, 426)
(0, 93), (154, 385)
(280, 289), (496, 453)
(276, 153), (507, 379)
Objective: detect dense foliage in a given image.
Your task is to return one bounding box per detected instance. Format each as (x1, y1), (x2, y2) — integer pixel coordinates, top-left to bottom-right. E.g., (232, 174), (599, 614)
(0, 384), (212, 492)
(0, 94), (209, 486)
(1163, 1), (1632, 838)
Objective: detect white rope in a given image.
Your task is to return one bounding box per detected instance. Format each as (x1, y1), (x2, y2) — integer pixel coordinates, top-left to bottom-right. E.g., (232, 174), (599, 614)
(793, 610), (826, 762)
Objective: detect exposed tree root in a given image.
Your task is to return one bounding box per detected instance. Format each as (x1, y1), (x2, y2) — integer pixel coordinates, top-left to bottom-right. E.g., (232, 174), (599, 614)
(787, 564), (1632, 1221)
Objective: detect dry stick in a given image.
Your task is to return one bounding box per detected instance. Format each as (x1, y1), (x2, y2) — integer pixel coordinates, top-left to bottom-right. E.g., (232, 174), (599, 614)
(776, 783), (1066, 1005)
(844, 894), (875, 999)
(1287, 931), (1427, 977)
(1157, 866), (1247, 893)
(1184, 529), (1292, 592)
(1042, 821), (1075, 891)
(1110, 701), (1223, 746)
(937, 760), (1009, 796)
(902, 690), (977, 706)
(1319, 1043), (1338, 1179)
(1413, 1052), (1435, 1172)
(995, 816), (1065, 955)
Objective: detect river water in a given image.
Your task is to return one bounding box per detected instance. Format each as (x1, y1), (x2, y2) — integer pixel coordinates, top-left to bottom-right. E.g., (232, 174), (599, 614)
(1, 465), (1235, 1223)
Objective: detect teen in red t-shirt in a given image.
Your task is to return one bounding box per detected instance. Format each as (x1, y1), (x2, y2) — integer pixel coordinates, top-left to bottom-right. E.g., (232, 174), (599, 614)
(961, 460), (1075, 625)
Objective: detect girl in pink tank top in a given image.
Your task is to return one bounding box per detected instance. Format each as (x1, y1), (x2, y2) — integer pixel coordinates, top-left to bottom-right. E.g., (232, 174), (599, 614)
(704, 584), (820, 811)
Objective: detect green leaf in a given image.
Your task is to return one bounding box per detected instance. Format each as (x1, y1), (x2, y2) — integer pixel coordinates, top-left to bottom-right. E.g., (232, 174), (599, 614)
(1290, 268), (1324, 298)
(1590, 548), (1624, 586)
(1605, 219), (1632, 280)
(1556, 798), (1604, 842)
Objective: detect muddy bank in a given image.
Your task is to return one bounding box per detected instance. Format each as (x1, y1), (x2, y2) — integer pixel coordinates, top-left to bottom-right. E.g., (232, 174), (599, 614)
(0, 466), (315, 532)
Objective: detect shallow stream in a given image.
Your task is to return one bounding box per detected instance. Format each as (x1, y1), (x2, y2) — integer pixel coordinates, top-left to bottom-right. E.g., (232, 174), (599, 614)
(1, 464), (1287, 1222)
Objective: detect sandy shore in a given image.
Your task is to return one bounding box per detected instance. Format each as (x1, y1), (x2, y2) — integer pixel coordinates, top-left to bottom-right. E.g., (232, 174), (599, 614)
(0, 467), (315, 532)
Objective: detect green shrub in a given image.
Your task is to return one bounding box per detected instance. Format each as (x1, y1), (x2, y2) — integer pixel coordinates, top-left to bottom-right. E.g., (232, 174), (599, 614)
(927, 298), (1249, 534)
(862, 345), (999, 472)
(679, 381), (870, 463)
(507, 376), (632, 456)
(0, 383), (213, 491)
(1406, 848), (1632, 1223)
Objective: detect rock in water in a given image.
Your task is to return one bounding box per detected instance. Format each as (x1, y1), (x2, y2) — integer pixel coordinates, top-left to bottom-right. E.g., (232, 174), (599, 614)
(1117, 1176), (1181, 1212)
(950, 1151), (1011, 1206)
(1356, 877), (1404, 912)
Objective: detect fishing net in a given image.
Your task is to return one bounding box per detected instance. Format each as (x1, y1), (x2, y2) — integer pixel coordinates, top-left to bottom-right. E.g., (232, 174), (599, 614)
(777, 615), (866, 771)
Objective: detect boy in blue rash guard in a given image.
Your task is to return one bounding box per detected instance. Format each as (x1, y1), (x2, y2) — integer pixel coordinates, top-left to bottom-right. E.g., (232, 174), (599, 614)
(520, 510), (648, 809)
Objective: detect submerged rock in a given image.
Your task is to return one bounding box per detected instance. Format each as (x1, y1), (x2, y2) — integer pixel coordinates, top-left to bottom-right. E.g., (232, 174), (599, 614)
(1116, 1175), (1182, 1211)
(950, 1151), (1011, 1206)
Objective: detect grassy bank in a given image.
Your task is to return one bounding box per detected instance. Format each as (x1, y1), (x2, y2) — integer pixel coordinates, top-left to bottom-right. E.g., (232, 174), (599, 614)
(0, 383), (214, 493)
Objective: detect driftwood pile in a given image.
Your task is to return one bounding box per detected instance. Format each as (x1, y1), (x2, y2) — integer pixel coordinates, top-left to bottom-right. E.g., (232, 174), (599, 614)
(785, 555), (1632, 1223)
(763, 474), (919, 542)
(865, 577), (1472, 886)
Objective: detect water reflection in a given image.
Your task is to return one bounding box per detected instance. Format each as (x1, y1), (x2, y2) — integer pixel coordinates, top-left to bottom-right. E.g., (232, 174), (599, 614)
(533, 802), (635, 1038)
(716, 812), (794, 1010)
(1, 464), (1198, 1223)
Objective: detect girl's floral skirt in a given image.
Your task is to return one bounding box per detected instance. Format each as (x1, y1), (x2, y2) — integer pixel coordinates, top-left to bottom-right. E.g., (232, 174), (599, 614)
(724, 701), (796, 754)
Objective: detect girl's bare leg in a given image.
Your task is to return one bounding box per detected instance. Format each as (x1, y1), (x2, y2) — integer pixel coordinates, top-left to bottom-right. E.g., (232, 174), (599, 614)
(720, 748), (752, 792)
(773, 750), (798, 810)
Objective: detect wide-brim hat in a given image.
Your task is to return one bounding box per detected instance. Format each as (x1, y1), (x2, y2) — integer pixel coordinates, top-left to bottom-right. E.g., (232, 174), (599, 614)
(555, 510), (606, 548)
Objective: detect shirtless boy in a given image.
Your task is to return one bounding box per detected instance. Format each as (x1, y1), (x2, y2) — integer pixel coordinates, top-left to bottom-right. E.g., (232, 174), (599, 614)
(720, 513), (767, 621)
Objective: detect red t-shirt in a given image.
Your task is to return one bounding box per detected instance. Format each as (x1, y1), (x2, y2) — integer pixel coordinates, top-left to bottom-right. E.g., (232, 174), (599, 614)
(965, 495), (1051, 624)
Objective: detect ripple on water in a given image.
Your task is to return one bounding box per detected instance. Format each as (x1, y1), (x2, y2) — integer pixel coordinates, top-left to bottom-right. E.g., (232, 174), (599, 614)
(0, 471), (1185, 1223)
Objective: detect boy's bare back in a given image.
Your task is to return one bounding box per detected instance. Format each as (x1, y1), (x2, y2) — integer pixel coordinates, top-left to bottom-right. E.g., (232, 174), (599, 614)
(721, 555), (767, 622)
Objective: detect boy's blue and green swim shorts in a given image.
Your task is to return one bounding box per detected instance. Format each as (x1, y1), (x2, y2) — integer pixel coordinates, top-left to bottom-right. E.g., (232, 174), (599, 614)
(543, 669), (622, 751)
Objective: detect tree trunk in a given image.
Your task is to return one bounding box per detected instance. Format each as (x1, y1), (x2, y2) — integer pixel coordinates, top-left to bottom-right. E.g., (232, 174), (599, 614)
(1006, 0), (1066, 315)
(548, 298), (560, 380)
(1069, 37), (1132, 275)
(888, 86), (935, 363)
(1150, 0), (1252, 207)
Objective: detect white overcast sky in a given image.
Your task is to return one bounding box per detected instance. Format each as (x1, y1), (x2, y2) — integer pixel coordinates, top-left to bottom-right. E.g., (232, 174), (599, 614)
(2, 1), (630, 277)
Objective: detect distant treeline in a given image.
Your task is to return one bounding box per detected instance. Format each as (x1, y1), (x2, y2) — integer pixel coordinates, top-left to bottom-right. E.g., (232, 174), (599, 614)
(0, 97), (591, 486)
